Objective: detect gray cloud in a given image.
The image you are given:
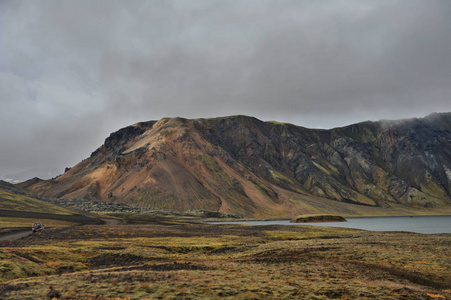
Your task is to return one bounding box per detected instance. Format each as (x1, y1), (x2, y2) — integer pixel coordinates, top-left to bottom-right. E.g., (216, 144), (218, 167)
(1, 0), (450, 181)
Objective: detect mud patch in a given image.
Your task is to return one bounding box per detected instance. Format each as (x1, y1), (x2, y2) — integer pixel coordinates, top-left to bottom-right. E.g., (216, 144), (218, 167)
(95, 246), (126, 251)
(11, 251), (43, 264)
(86, 253), (150, 269)
(247, 247), (340, 264)
(138, 262), (213, 271)
(347, 261), (451, 289)
(0, 283), (30, 294)
(209, 245), (256, 255)
(98, 262), (214, 272)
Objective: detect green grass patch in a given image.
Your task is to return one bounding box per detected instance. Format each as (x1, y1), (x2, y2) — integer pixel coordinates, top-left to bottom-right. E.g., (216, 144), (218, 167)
(0, 217), (77, 228)
(0, 189), (76, 215)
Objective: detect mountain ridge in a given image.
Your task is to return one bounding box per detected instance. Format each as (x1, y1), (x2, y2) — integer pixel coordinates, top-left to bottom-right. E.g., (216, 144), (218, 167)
(23, 113), (451, 218)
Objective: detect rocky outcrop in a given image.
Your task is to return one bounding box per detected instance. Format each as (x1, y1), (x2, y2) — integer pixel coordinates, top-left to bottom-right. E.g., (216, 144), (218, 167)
(23, 113), (451, 218)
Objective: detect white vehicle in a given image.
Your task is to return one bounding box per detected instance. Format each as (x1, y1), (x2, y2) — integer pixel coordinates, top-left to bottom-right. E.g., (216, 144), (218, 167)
(32, 222), (44, 233)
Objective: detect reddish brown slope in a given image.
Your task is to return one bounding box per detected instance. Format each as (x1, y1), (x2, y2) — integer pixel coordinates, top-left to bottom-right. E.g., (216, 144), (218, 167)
(28, 117), (308, 217)
(25, 114), (451, 218)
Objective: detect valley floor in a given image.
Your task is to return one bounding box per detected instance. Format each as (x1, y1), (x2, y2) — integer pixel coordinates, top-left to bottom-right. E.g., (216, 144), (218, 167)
(0, 220), (450, 299)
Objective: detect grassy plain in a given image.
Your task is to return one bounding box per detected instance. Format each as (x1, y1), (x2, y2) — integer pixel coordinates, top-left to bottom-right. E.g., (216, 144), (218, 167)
(0, 189), (77, 215)
(0, 217), (77, 228)
(0, 219), (450, 299)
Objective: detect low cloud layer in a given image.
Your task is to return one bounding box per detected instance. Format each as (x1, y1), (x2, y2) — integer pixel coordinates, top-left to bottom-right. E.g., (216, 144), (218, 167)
(1, 0), (450, 181)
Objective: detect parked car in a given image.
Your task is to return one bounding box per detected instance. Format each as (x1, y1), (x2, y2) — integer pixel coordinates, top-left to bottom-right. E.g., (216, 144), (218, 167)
(32, 222), (44, 233)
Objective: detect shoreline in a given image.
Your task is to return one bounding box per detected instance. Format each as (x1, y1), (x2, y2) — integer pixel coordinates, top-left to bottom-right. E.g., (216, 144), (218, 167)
(206, 213), (451, 223)
(205, 215), (451, 234)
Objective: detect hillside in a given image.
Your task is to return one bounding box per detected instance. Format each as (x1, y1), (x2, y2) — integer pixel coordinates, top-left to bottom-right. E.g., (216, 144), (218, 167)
(23, 113), (451, 218)
(0, 189), (76, 215)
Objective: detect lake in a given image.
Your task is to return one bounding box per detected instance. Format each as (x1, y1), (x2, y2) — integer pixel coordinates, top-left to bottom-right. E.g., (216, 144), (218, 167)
(211, 215), (451, 234)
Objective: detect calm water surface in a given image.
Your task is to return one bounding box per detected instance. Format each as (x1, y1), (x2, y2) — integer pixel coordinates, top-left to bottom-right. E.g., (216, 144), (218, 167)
(211, 216), (451, 234)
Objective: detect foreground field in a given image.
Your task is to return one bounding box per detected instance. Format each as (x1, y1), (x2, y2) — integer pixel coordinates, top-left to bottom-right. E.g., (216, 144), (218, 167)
(0, 221), (450, 299)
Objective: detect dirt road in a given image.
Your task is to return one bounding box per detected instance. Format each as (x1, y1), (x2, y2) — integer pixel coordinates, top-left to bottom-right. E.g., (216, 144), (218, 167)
(101, 217), (122, 225)
(0, 217), (120, 241)
(0, 229), (32, 241)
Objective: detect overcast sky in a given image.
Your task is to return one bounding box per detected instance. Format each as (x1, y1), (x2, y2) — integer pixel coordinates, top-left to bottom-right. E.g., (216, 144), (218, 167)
(1, 0), (450, 182)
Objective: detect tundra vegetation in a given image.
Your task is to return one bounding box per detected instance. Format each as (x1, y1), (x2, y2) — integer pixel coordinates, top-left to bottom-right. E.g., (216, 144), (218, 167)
(0, 215), (450, 299)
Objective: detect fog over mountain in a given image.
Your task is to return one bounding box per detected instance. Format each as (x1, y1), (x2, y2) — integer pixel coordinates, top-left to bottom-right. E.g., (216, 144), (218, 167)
(1, 1), (450, 181)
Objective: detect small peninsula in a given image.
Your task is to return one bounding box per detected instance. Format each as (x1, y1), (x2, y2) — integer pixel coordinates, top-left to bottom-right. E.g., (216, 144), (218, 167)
(290, 214), (347, 223)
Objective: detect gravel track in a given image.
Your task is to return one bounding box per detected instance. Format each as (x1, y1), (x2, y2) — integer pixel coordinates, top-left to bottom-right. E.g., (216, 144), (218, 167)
(0, 210), (105, 241)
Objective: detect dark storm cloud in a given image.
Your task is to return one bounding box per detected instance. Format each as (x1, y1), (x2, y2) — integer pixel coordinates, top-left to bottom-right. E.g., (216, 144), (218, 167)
(1, 0), (450, 181)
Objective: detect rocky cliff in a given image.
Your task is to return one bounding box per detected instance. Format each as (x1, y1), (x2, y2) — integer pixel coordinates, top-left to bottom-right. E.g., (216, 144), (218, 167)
(24, 113), (451, 217)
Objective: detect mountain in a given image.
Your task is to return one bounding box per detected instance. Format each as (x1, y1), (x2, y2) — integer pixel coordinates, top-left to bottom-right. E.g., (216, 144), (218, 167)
(23, 113), (451, 218)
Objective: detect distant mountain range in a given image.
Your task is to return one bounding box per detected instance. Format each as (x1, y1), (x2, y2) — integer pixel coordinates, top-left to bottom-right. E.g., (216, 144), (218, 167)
(21, 113), (451, 218)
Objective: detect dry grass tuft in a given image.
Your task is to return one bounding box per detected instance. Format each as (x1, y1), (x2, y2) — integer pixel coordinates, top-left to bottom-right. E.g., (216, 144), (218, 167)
(0, 221), (450, 299)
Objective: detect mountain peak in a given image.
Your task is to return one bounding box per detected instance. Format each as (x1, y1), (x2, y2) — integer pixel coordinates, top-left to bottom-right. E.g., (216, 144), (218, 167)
(24, 114), (451, 217)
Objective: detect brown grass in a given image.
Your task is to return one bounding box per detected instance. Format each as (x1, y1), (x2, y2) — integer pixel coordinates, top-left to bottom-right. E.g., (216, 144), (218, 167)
(0, 217), (77, 228)
(0, 221), (450, 299)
